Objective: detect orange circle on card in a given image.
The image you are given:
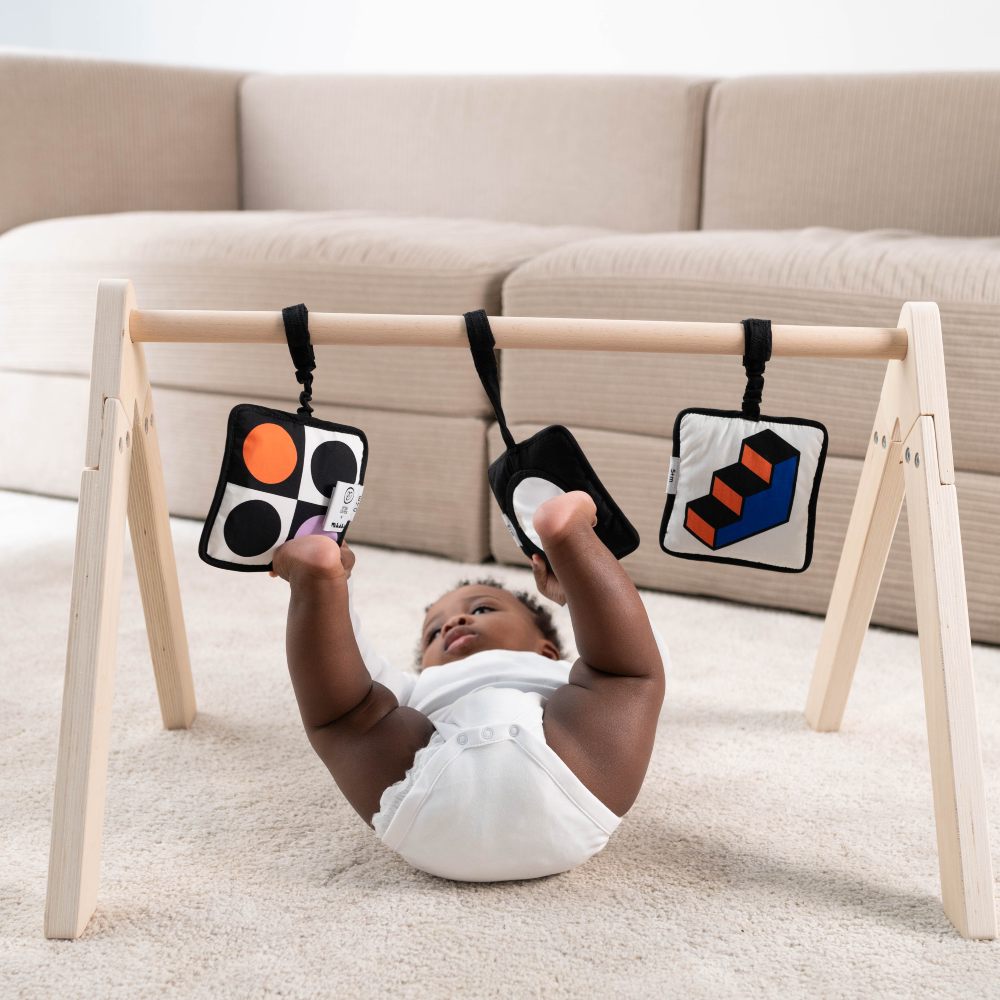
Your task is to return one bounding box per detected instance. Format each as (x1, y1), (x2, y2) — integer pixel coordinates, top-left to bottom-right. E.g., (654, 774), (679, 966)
(243, 422), (297, 484)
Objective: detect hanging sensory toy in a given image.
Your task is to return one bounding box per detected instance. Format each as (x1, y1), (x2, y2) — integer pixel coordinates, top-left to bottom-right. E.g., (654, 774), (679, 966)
(465, 309), (639, 563)
(198, 304), (368, 571)
(660, 318), (828, 572)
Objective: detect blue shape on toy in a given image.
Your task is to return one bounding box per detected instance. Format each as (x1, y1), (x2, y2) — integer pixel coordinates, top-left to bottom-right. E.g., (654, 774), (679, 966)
(713, 454), (798, 547)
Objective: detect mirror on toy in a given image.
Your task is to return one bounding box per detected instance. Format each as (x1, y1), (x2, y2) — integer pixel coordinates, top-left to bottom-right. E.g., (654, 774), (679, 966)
(464, 309), (640, 564)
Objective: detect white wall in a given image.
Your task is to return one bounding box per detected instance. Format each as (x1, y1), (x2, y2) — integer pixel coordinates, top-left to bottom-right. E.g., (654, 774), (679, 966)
(1, 0), (998, 76)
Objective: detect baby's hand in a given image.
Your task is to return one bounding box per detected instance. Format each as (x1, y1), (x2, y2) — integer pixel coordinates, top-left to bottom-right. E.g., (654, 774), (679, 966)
(268, 535), (347, 584)
(531, 553), (567, 606)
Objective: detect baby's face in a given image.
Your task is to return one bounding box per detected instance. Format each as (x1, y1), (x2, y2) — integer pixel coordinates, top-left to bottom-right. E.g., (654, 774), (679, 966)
(419, 584), (559, 670)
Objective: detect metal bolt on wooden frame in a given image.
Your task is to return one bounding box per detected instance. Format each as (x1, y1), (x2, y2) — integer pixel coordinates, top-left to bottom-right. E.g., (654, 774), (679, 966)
(45, 278), (996, 940)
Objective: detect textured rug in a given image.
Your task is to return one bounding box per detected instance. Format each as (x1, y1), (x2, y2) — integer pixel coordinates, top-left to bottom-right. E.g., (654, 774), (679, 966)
(2, 489), (999, 998)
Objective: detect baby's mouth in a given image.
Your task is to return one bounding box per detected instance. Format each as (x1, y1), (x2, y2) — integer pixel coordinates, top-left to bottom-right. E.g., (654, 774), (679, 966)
(445, 631), (477, 654)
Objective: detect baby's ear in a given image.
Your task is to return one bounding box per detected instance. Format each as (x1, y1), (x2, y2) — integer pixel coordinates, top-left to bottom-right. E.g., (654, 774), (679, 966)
(540, 640), (561, 661)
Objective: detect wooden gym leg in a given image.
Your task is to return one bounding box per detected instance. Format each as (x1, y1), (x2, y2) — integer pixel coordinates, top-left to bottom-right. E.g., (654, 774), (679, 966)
(805, 375), (906, 731)
(45, 277), (196, 939)
(128, 382), (196, 730)
(903, 415), (996, 939)
(44, 396), (133, 939)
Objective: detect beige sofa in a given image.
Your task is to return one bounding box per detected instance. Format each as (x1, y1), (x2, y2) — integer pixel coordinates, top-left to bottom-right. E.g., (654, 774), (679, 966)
(1, 52), (997, 642)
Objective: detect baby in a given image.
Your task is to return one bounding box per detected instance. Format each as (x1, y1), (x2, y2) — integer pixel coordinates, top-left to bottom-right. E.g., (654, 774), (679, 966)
(269, 490), (667, 881)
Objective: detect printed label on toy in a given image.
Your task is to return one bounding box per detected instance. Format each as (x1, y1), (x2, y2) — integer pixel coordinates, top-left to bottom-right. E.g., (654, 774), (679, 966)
(666, 457), (680, 495)
(501, 512), (521, 545)
(323, 481), (364, 532)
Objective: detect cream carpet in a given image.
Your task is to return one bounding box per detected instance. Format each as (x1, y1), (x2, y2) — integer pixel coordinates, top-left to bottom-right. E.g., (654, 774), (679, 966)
(3, 489), (999, 998)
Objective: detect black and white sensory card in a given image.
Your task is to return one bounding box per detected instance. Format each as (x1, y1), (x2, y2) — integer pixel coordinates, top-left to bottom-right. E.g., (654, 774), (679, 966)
(199, 404), (367, 572)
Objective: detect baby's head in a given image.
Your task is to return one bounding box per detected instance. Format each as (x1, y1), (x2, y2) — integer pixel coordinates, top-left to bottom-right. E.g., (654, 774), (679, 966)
(416, 576), (564, 670)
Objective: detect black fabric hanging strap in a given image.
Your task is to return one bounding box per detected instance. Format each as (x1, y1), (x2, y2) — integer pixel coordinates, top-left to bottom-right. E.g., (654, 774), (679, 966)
(282, 303), (316, 417)
(464, 309), (516, 450)
(740, 317), (772, 421)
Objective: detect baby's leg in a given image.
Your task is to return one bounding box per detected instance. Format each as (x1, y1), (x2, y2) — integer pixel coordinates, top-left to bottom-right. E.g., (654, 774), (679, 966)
(282, 542), (434, 826)
(534, 492), (665, 817)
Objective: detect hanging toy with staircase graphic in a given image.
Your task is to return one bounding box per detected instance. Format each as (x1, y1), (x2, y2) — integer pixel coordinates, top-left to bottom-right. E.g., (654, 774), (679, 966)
(660, 318), (829, 573)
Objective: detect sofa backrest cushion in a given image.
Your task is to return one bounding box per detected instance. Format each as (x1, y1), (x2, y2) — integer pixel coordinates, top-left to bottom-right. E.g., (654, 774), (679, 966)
(701, 73), (1000, 237)
(239, 74), (712, 232)
(0, 52), (242, 235)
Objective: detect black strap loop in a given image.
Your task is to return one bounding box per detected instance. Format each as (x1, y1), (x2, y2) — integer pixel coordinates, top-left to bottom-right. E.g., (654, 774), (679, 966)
(282, 303), (316, 417)
(741, 317), (772, 421)
(464, 310), (516, 450)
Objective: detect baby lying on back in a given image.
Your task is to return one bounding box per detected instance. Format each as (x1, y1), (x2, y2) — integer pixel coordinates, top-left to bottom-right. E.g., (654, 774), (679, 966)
(269, 490), (668, 881)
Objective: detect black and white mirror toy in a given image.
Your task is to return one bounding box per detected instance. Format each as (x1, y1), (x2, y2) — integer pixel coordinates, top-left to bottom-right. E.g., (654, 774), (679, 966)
(198, 303), (368, 572)
(465, 309), (639, 564)
(660, 318), (828, 573)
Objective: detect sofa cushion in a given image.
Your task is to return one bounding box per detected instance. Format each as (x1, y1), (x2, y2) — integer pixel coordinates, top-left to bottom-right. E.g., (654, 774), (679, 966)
(701, 73), (1000, 237)
(488, 423), (1000, 645)
(240, 74), (713, 232)
(0, 209), (608, 418)
(0, 370), (491, 563)
(501, 227), (1000, 475)
(0, 52), (243, 236)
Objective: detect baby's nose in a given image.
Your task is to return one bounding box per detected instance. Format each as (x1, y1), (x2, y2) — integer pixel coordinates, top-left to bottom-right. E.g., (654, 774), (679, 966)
(443, 614), (470, 633)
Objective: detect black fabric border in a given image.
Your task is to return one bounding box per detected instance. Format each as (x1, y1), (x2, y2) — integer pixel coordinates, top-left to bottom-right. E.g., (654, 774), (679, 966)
(491, 424), (640, 564)
(197, 402), (369, 573)
(658, 407), (829, 574)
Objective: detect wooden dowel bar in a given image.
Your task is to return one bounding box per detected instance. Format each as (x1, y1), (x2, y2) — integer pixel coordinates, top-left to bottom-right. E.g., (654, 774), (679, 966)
(129, 309), (908, 360)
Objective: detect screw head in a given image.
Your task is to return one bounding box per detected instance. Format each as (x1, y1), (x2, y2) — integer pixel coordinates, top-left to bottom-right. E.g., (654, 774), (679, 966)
(905, 447), (911, 462)
(915, 452), (920, 467)
(118, 437), (123, 452)
(881, 435), (887, 448)
(125, 430), (130, 448)
(144, 416), (149, 433)
(873, 431), (879, 444)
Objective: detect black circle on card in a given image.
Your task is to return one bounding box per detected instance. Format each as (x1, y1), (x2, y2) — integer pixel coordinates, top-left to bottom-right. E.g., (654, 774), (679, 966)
(224, 499), (282, 557)
(311, 440), (358, 498)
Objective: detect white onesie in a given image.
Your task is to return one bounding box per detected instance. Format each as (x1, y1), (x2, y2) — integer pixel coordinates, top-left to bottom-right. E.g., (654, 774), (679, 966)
(347, 578), (669, 882)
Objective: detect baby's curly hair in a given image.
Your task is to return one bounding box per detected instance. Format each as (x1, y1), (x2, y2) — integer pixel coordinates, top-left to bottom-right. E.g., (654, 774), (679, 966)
(414, 576), (563, 668)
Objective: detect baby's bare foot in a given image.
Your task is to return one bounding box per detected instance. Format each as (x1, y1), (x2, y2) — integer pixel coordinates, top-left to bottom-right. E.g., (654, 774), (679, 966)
(270, 534), (345, 583)
(532, 490), (598, 545)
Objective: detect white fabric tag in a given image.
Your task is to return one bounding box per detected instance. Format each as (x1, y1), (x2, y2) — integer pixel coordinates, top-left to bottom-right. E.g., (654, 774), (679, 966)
(323, 481), (364, 532)
(500, 512), (521, 545)
(666, 457), (680, 495)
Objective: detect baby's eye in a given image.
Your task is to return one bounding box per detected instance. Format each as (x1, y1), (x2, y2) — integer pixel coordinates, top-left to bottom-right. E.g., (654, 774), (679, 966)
(425, 606), (493, 646)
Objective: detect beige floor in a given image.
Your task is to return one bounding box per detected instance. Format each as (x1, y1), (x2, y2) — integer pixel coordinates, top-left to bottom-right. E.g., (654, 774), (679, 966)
(3, 488), (999, 999)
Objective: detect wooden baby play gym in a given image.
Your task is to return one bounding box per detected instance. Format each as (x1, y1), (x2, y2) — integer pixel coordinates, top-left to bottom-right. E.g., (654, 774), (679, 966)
(44, 277), (995, 940)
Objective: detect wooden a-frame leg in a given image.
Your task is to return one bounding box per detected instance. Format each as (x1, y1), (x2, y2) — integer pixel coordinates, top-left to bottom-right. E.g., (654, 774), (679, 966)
(805, 375), (906, 731)
(45, 279), (196, 939)
(44, 396), (133, 939)
(805, 302), (995, 937)
(128, 381), (195, 729)
(903, 415), (996, 939)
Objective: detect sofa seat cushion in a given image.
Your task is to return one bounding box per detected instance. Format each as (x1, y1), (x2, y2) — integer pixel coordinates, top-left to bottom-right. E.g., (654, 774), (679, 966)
(0, 369), (491, 563)
(502, 227), (1000, 475)
(0, 209), (609, 418)
(488, 422), (1000, 645)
